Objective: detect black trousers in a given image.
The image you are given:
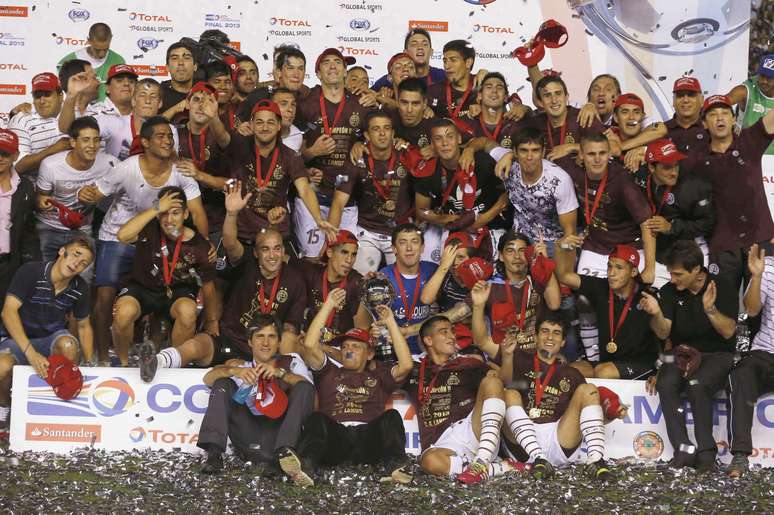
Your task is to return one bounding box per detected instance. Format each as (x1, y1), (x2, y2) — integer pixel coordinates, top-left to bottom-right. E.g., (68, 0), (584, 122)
(727, 350), (774, 455)
(296, 410), (406, 468)
(656, 352), (734, 458)
(197, 378), (315, 462)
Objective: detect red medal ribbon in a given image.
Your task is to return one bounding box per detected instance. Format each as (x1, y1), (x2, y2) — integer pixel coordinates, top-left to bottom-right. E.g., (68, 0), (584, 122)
(608, 286), (636, 345)
(130, 113), (139, 139)
(227, 104), (235, 129)
(366, 145), (397, 202)
(545, 117), (567, 150)
(445, 78), (473, 119)
(393, 265), (422, 321)
(583, 171), (609, 227)
(504, 278), (531, 332)
(479, 113), (503, 141)
(322, 272), (348, 327)
(254, 145), (280, 189)
(160, 233), (183, 288)
(533, 354), (557, 412)
(440, 166), (477, 210)
(187, 127), (208, 170)
(418, 356), (446, 406)
(319, 90), (346, 136)
(258, 270), (282, 314)
(645, 175), (672, 215)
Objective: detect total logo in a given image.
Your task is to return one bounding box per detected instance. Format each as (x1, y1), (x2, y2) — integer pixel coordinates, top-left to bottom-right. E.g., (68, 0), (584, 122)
(338, 46), (380, 56)
(67, 8), (90, 22)
(129, 12), (172, 23)
(0, 63), (26, 70)
(129, 426), (199, 445)
(137, 38), (160, 51)
(473, 24), (514, 34)
(53, 35), (89, 46)
(349, 18), (371, 31)
(269, 17), (311, 27)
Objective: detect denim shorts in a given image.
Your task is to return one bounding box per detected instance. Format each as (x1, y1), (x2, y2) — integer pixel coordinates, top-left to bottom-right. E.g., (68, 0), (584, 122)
(94, 240), (135, 287)
(0, 329), (74, 365)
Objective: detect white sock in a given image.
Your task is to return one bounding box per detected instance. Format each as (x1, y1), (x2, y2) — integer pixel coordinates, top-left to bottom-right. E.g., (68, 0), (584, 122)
(448, 455), (465, 476)
(475, 398), (505, 465)
(157, 347), (182, 369)
(580, 405), (606, 463)
(0, 406), (9, 422)
(506, 405), (545, 461)
(487, 460), (511, 477)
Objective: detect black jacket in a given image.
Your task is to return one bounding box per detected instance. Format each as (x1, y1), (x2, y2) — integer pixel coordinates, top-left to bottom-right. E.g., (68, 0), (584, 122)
(0, 172), (39, 302)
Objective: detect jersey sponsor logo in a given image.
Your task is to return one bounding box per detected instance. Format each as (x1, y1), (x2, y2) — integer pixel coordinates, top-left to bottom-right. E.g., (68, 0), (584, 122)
(408, 20), (448, 32)
(752, 103), (766, 114)
(67, 8), (90, 22)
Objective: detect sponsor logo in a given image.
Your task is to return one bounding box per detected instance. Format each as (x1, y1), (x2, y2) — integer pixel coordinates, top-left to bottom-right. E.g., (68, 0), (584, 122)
(91, 378), (136, 417)
(633, 431), (664, 460)
(68, 8), (90, 22)
(337, 35), (380, 43)
(349, 18), (371, 30)
(0, 63), (26, 70)
(204, 13), (241, 29)
(137, 37), (160, 50)
(129, 12), (172, 22)
(0, 84), (26, 95)
(26, 423), (101, 443)
(408, 20), (448, 32)
(476, 51), (515, 59)
(0, 5), (27, 17)
(53, 36), (89, 46)
(464, 0), (496, 4)
(338, 46), (380, 56)
(227, 41), (241, 52)
(269, 17), (311, 27)
(339, 3), (383, 10)
(473, 24), (514, 34)
(131, 64), (168, 76)
(0, 32), (25, 47)
(129, 426), (146, 442)
(128, 426), (199, 444)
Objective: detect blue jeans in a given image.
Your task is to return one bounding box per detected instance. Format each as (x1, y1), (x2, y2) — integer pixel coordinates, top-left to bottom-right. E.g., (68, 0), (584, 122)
(36, 223), (94, 282)
(94, 240), (135, 288)
(0, 329), (74, 365)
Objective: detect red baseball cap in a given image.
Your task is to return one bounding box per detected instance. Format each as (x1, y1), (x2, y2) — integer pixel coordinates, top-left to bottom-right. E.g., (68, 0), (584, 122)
(46, 355), (84, 401)
(445, 231), (475, 249)
(673, 77), (701, 93)
(187, 81), (217, 100)
(608, 244), (640, 269)
(330, 229), (358, 247)
(645, 138), (687, 164)
(253, 379), (288, 419)
(315, 48), (356, 72)
(535, 19), (568, 49)
(31, 72), (60, 93)
(614, 93), (644, 111)
(223, 55), (240, 83)
(251, 99), (282, 119)
(702, 94), (732, 114)
(387, 52), (414, 75)
(332, 327), (374, 348)
(456, 257), (494, 289)
(0, 129), (19, 154)
(597, 386), (624, 420)
(107, 64), (138, 82)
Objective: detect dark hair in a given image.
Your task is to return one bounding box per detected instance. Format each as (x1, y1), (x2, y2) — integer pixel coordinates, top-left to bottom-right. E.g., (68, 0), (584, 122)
(391, 223), (424, 246)
(58, 59), (91, 92)
(204, 61), (231, 81)
(64, 233), (95, 258)
(397, 76), (428, 98)
(68, 116), (100, 139)
(347, 65), (368, 76)
(238, 55), (257, 68)
(497, 230), (531, 276)
(442, 39), (475, 64)
(364, 109), (392, 130)
(536, 75), (568, 97)
(270, 87), (295, 99)
(536, 312), (566, 338)
(139, 115), (172, 141)
(247, 314), (282, 339)
(88, 22), (112, 41)
(275, 46), (306, 69)
(579, 131), (610, 150)
(513, 127), (545, 151)
(419, 315), (451, 342)
(586, 74), (621, 102)
(481, 72), (508, 95)
(158, 185), (188, 205)
(664, 240), (704, 271)
(166, 41), (195, 64)
(404, 28), (432, 49)
(429, 117), (459, 135)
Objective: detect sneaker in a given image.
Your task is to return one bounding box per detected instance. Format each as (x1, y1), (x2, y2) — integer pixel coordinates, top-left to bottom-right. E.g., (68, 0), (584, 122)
(139, 341), (158, 383)
(585, 458), (615, 481)
(505, 458), (531, 474)
(200, 451), (223, 474)
(457, 460), (489, 485)
(531, 457), (555, 480)
(696, 452), (717, 474)
(277, 447), (314, 487)
(726, 453), (749, 478)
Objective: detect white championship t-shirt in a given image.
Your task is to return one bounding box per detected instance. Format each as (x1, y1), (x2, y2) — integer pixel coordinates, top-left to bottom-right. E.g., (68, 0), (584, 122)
(96, 114), (180, 161)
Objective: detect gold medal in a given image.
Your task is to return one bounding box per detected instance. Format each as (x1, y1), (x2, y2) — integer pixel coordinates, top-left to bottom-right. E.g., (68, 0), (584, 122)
(606, 340), (618, 354)
(384, 199), (396, 211)
(529, 407), (541, 419)
(516, 331), (528, 346)
(321, 327), (334, 343)
(165, 286), (173, 299)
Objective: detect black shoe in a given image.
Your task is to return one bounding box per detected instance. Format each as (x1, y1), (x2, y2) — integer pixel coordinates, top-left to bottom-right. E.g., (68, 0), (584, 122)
(139, 341), (158, 383)
(669, 449), (696, 469)
(531, 457), (555, 480)
(277, 447), (314, 487)
(585, 459), (615, 481)
(200, 451), (223, 474)
(695, 452), (717, 474)
(726, 453), (749, 478)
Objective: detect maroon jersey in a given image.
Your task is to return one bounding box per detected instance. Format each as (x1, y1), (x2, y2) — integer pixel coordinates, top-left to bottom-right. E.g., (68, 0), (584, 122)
(691, 119), (774, 253)
(176, 124), (228, 232)
(388, 110), (435, 149)
(665, 116), (709, 159)
(220, 258), (307, 354)
(524, 106), (605, 151)
(559, 158), (651, 254)
(226, 136), (308, 239)
(314, 357), (399, 424)
(427, 78), (478, 119)
(337, 150), (413, 235)
(129, 222), (215, 291)
(295, 85), (372, 198)
(299, 261), (362, 336)
(506, 350), (586, 423)
(405, 356), (488, 450)
(458, 112), (526, 149)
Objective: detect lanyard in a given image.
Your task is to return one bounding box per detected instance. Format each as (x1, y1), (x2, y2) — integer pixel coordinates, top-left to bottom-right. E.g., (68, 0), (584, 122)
(130, 113), (139, 139)
(646, 175), (672, 215)
(584, 172), (608, 227)
(608, 287), (636, 343)
(258, 271), (282, 314)
(533, 354), (557, 410)
(418, 356), (446, 405)
(322, 272), (348, 327)
(366, 145), (397, 201)
(479, 113), (503, 140)
(160, 233), (183, 287)
(319, 90), (346, 136)
(440, 167), (477, 210)
(446, 79), (473, 119)
(393, 265), (422, 321)
(504, 278), (531, 331)
(254, 145), (280, 189)
(187, 127), (208, 169)
(545, 117), (567, 150)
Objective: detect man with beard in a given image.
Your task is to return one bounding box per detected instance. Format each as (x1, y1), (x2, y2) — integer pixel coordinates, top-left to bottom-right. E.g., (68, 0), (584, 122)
(605, 93), (667, 172)
(196, 314), (315, 474)
(113, 187), (216, 381)
(728, 54), (774, 155)
(9, 73), (70, 177)
(160, 42), (197, 117)
(278, 291), (413, 487)
(665, 77), (708, 158)
(233, 56), (259, 104)
(390, 77), (436, 158)
(331, 110), (414, 273)
(427, 40), (478, 120)
(372, 28), (446, 91)
(204, 61), (239, 131)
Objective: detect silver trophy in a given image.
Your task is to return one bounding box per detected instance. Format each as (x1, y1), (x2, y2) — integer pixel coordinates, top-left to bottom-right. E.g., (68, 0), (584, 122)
(360, 274), (397, 361)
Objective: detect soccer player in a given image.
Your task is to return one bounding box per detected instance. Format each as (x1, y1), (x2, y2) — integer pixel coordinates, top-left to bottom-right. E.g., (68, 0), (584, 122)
(372, 28), (446, 90)
(160, 42), (197, 116)
(390, 77), (436, 155)
(93, 63), (137, 116)
(345, 66), (370, 96)
(237, 46), (308, 122)
(606, 93), (668, 172)
(427, 40), (478, 120)
(233, 55), (259, 103)
(57, 22), (124, 101)
(204, 61), (238, 131)
(373, 53), (416, 110)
